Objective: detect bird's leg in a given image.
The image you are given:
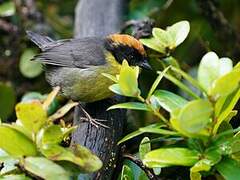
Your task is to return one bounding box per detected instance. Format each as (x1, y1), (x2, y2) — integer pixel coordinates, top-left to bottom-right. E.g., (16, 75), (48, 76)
(78, 104), (109, 129)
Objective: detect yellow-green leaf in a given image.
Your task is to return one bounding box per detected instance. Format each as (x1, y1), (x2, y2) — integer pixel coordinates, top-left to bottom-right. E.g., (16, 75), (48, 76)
(0, 125), (37, 157)
(16, 102), (47, 133)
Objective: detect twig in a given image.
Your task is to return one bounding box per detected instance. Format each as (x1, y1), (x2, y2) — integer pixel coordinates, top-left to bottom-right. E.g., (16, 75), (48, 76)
(0, 19), (18, 33)
(196, 0), (240, 60)
(122, 153), (159, 180)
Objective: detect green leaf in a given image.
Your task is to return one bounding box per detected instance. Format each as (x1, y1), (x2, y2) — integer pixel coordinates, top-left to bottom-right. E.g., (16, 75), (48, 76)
(219, 57), (233, 76)
(0, 150), (19, 175)
(38, 125), (63, 145)
(0, 175), (31, 180)
(71, 144), (102, 172)
(19, 49), (43, 78)
(102, 73), (118, 83)
(139, 137), (151, 160)
(41, 144), (102, 173)
(120, 165), (134, 180)
(0, 1), (15, 17)
(209, 68), (240, 98)
(190, 159), (212, 180)
(118, 130), (143, 145)
(216, 158), (240, 180)
(171, 99), (213, 134)
(108, 102), (151, 111)
(118, 60), (140, 97)
(109, 84), (124, 96)
(140, 37), (165, 54)
(198, 52), (220, 91)
(0, 82), (16, 121)
(143, 148), (198, 168)
(0, 125), (37, 157)
(152, 28), (173, 47)
(16, 102), (47, 133)
(213, 87), (240, 134)
(3, 122), (32, 140)
(171, 67), (206, 93)
(147, 66), (170, 98)
(167, 20), (190, 46)
(151, 90), (188, 113)
(48, 101), (78, 122)
(23, 157), (70, 180)
(163, 73), (200, 99)
(118, 124), (178, 144)
(21, 92), (44, 103)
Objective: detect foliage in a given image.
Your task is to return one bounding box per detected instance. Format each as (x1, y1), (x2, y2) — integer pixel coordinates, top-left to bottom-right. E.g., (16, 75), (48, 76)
(105, 21), (240, 180)
(0, 87), (102, 179)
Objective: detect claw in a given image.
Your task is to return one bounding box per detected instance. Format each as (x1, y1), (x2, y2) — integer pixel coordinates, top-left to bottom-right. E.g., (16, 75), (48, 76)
(79, 105), (109, 128)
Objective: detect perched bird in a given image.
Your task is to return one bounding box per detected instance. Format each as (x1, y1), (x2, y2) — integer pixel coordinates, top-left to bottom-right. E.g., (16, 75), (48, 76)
(27, 31), (150, 103)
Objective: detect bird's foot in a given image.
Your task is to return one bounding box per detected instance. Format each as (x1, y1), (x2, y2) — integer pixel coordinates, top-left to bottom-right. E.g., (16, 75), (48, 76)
(79, 105), (109, 129)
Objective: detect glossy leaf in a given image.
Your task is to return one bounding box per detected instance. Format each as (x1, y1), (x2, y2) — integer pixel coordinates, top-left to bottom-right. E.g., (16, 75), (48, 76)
(0, 82), (16, 121)
(109, 84), (124, 96)
(0, 125), (37, 157)
(48, 101), (78, 122)
(216, 158), (240, 180)
(19, 49), (43, 78)
(118, 124), (166, 144)
(39, 125), (63, 145)
(152, 90), (188, 113)
(23, 157), (70, 180)
(190, 159), (211, 180)
(143, 148), (198, 168)
(42, 86), (60, 110)
(167, 20), (190, 46)
(3, 122), (32, 140)
(139, 137), (151, 160)
(120, 165), (134, 180)
(16, 102), (47, 133)
(108, 102), (151, 111)
(21, 92), (44, 103)
(147, 66), (170, 98)
(118, 130), (143, 145)
(219, 57), (233, 76)
(0, 1), (15, 17)
(0, 175), (31, 180)
(102, 73), (118, 83)
(198, 52), (220, 91)
(209, 68), (240, 98)
(152, 28), (173, 47)
(172, 99), (212, 134)
(213, 87), (240, 134)
(118, 60), (140, 97)
(140, 37), (165, 54)
(41, 144), (102, 173)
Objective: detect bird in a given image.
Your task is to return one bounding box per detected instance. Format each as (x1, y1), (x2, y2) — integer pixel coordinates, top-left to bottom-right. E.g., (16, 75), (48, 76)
(26, 31), (150, 127)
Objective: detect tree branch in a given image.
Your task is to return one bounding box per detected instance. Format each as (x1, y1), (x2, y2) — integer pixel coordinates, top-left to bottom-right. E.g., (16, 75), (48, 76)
(196, 0), (240, 60)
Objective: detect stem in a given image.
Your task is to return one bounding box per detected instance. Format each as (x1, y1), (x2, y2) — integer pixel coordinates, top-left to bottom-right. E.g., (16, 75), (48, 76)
(147, 66), (171, 99)
(122, 154), (158, 180)
(138, 95), (170, 126)
(163, 73), (200, 99)
(137, 95), (146, 103)
(171, 67), (207, 95)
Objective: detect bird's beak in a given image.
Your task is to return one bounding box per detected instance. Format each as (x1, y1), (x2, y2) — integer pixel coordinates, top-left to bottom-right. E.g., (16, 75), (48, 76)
(140, 59), (152, 70)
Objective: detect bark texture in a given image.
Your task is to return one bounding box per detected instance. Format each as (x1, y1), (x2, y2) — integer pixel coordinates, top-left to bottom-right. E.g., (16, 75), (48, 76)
(72, 0), (126, 179)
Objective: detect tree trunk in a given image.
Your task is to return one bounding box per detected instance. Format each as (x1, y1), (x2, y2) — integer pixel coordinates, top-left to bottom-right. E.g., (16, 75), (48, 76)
(71, 0), (126, 179)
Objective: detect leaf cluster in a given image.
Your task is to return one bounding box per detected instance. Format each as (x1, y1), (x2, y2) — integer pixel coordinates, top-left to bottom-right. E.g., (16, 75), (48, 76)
(104, 21), (240, 180)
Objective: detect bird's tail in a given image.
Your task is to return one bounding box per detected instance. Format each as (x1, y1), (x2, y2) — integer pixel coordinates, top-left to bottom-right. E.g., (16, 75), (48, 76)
(26, 31), (54, 51)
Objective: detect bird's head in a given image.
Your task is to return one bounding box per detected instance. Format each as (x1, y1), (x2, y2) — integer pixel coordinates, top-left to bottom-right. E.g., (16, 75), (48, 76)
(105, 34), (151, 70)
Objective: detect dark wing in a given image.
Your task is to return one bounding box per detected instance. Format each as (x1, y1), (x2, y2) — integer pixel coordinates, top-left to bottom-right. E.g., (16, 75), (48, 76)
(33, 37), (107, 68)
